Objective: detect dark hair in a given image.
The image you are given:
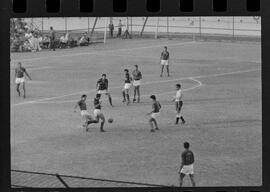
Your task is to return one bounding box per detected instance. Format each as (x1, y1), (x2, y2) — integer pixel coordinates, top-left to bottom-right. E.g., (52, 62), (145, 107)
(150, 95), (156, 100)
(50, 26), (53, 30)
(164, 46), (167, 49)
(134, 65), (138, 68)
(102, 74), (106, 77)
(124, 69), (129, 72)
(81, 94), (87, 98)
(96, 94), (101, 98)
(184, 142), (190, 149)
(176, 84), (181, 88)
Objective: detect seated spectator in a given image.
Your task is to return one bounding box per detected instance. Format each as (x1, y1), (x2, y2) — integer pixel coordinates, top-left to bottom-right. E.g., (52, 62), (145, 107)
(41, 35), (50, 49)
(59, 32), (69, 48)
(78, 32), (89, 46)
(31, 33), (42, 52)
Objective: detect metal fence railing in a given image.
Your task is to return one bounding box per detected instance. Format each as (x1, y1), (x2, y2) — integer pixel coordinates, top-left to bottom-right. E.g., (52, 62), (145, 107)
(11, 169), (171, 188)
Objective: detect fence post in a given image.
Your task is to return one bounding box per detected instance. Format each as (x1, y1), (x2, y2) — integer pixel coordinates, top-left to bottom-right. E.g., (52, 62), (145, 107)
(130, 17), (132, 35)
(41, 18), (44, 35)
(232, 16), (235, 40)
(167, 17), (169, 39)
(88, 17), (90, 34)
(65, 17), (67, 33)
(155, 17), (159, 39)
(199, 17), (202, 40)
(104, 17), (108, 44)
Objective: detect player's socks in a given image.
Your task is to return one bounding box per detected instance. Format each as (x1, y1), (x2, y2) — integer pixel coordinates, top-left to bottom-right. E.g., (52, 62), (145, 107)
(100, 121), (105, 132)
(180, 116), (186, 124)
(133, 98), (136, 103)
(122, 91), (126, 102)
(175, 117), (180, 124)
(126, 94), (130, 105)
(109, 96), (113, 106)
(150, 129), (155, 132)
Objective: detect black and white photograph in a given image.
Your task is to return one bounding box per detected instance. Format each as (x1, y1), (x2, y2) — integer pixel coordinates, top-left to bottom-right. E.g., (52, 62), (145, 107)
(10, 16), (261, 187)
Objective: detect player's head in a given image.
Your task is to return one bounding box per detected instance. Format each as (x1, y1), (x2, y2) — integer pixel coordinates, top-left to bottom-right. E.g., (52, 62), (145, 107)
(96, 94), (101, 99)
(102, 73), (106, 79)
(81, 94), (87, 100)
(50, 26), (53, 30)
(150, 95), (156, 101)
(124, 69), (129, 73)
(176, 84), (181, 90)
(17, 62), (22, 67)
(134, 64), (138, 69)
(164, 46), (167, 50)
(184, 142), (190, 149)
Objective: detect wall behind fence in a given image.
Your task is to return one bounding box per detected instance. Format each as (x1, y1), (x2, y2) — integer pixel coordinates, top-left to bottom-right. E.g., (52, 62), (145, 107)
(24, 16), (261, 37)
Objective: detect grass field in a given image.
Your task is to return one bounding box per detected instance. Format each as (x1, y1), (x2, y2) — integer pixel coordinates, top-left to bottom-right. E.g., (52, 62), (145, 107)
(10, 38), (262, 187)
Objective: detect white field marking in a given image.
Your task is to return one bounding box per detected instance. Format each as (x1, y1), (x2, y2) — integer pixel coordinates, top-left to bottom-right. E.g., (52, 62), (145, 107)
(31, 78), (203, 104)
(11, 68), (259, 107)
(11, 41), (195, 63)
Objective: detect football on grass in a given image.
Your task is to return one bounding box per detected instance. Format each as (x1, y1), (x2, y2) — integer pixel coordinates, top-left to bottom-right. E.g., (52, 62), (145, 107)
(108, 118), (113, 123)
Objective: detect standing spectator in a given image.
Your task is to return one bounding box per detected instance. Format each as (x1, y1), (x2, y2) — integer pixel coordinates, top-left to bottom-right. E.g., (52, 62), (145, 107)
(160, 46), (170, 77)
(109, 21), (114, 38)
(178, 142), (196, 187)
(116, 20), (122, 38)
(49, 26), (56, 51)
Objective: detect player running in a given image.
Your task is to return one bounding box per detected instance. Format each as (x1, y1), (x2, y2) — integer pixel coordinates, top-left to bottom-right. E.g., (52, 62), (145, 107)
(96, 74), (113, 106)
(174, 84), (186, 125)
(132, 65), (142, 103)
(178, 142), (196, 187)
(147, 95), (161, 132)
(14, 62), (32, 98)
(160, 46), (170, 77)
(93, 94), (106, 132)
(122, 69), (132, 105)
(74, 94), (98, 132)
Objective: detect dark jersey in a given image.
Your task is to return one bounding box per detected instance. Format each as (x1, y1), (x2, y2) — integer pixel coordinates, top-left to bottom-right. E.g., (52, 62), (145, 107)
(78, 100), (87, 111)
(15, 67), (26, 78)
(50, 30), (55, 40)
(161, 51), (169, 60)
(97, 78), (108, 90)
(94, 98), (101, 109)
(152, 101), (161, 113)
(124, 73), (132, 83)
(132, 70), (142, 80)
(181, 150), (195, 165)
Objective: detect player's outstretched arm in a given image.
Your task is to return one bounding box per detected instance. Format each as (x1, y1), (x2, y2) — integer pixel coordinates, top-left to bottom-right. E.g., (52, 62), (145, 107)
(25, 70), (32, 80)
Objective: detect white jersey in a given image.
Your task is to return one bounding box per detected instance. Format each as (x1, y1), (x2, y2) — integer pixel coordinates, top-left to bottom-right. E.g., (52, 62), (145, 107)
(175, 90), (182, 102)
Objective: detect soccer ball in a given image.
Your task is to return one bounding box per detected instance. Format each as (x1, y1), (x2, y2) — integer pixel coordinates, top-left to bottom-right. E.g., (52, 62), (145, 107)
(108, 118), (113, 123)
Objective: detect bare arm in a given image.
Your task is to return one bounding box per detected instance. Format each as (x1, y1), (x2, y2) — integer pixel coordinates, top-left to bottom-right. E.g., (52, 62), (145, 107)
(24, 70), (32, 80)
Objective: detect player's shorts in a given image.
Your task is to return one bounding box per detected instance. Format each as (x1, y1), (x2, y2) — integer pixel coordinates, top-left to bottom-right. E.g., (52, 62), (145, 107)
(124, 83), (132, 90)
(80, 110), (93, 120)
(151, 112), (160, 119)
(176, 100), (183, 111)
(161, 60), (169, 66)
(15, 77), (25, 84)
(180, 164), (194, 175)
(133, 80), (141, 87)
(97, 90), (109, 94)
(94, 109), (102, 117)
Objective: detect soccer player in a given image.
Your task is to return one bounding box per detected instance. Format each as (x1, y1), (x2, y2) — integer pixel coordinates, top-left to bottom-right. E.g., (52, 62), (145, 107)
(122, 69), (132, 105)
(96, 74), (113, 106)
(178, 142), (196, 187)
(93, 94), (106, 132)
(174, 84), (186, 125)
(74, 94), (98, 132)
(49, 26), (56, 51)
(15, 62), (32, 98)
(132, 65), (142, 103)
(147, 95), (161, 132)
(160, 46), (170, 77)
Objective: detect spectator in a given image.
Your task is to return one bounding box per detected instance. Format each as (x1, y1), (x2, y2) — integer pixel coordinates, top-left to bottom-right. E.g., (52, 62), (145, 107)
(49, 26), (56, 51)
(31, 33), (42, 52)
(79, 32), (89, 46)
(42, 35), (50, 49)
(109, 21), (114, 38)
(117, 20), (122, 38)
(59, 32), (70, 48)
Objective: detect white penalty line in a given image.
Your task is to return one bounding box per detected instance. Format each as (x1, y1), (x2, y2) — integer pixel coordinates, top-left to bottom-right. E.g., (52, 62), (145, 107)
(11, 68), (259, 107)
(11, 41), (196, 63)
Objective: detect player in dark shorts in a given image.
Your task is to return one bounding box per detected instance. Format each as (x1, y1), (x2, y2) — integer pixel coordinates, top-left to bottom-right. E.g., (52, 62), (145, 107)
(160, 46), (170, 77)
(93, 94), (106, 132)
(132, 65), (142, 103)
(174, 84), (186, 125)
(147, 95), (161, 132)
(122, 69), (132, 105)
(74, 94), (98, 132)
(179, 142), (196, 187)
(96, 74), (113, 106)
(14, 62), (32, 98)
